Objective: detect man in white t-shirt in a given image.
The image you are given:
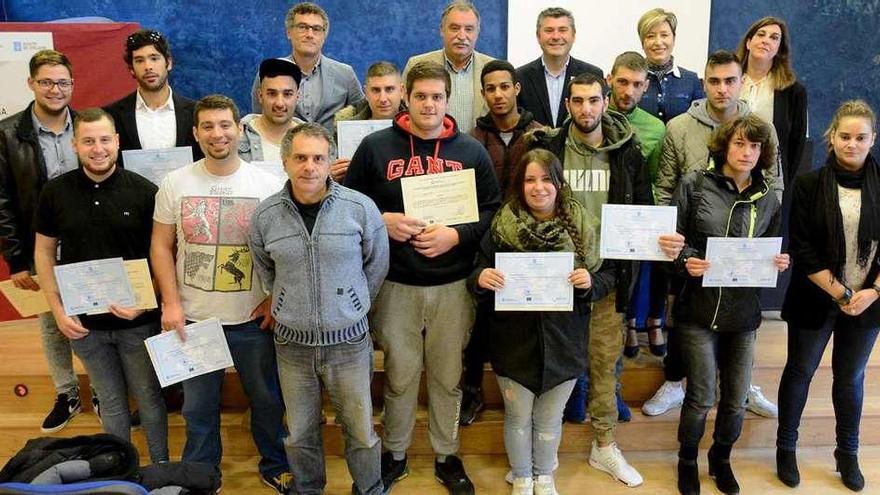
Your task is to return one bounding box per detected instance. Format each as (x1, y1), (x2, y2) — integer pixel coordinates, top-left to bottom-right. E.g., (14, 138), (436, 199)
(150, 94), (291, 493)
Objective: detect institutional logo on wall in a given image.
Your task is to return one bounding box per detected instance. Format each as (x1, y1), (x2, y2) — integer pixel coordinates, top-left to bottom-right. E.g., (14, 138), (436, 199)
(180, 196), (258, 292)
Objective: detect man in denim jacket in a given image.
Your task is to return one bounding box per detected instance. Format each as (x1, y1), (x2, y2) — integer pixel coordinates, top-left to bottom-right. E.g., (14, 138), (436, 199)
(250, 122), (389, 495)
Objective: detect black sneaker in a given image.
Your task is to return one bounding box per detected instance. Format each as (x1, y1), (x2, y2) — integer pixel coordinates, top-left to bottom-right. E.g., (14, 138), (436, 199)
(434, 456), (474, 495)
(91, 391), (101, 425)
(459, 387), (483, 426)
(41, 392), (81, 433)
(381, 452), (408, 493)
(260, 470), (292, 494)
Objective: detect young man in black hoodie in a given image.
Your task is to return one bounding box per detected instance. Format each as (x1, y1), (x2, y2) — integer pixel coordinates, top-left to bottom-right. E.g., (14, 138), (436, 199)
(345, 61), (501, 495)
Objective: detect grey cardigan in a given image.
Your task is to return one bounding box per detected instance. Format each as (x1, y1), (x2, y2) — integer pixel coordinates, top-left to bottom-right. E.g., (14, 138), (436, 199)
(249, 180), (389, 345)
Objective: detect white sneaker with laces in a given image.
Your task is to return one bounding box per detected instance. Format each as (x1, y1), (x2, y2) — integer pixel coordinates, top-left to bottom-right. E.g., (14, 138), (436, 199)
(510, 476), (533, 495)
(747, 384), (778, 418)
(589, 440), (644, 487)
(534, 474), (559, 495)
(641, 380), (684, 416)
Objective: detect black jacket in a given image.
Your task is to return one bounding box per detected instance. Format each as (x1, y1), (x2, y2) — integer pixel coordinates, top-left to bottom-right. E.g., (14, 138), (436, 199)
(103, 90), (202, 167)
(0, 103), (74, 273)
(672, 168), (782, 332)
(526, 118), (653, 311)
(0, 434), (139, 483)
(516, 57), (603, 128)
(781, 164), (880, 330)
(774, 81), (808, 187)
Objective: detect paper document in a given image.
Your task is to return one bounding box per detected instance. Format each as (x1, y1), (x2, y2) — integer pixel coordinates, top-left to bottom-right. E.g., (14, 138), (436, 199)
(337, 119), (392, 158)
(54, 258), (135, 316)
(144, 318), (234, 387)
(401, 169), (479, 226)
(495, 252), (574, 311)
(600, 204), (678, 261)
(122, 146), (193, 185)
(0, 277), (50, 317)
(703, 237), (783, 287)
(250, 160), (288, 183)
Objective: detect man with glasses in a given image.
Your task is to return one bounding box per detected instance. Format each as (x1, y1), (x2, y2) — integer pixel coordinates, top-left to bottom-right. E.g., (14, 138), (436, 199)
(0, 49), (83, 433)
(251, 2), (364, 132)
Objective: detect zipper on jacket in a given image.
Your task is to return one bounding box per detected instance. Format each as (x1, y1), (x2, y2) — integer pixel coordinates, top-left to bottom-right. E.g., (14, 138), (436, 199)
(288, 198), (327, 336)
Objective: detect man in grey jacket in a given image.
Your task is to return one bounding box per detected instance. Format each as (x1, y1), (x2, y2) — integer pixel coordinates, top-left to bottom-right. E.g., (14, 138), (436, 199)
(250, 122), (389, 495)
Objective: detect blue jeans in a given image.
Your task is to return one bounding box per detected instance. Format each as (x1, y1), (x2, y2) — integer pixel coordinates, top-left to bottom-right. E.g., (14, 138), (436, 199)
(777, 311), (880, 454)
(70, 321), (168, 462)
(498, 376), (575, 478)
(181, 319), (288, 477)
(677, 325), (755, 448)
(276, 332), (382, 495)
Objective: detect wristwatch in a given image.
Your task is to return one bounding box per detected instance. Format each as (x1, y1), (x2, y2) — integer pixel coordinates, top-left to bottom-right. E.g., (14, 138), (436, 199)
(834, 286), (854, 305)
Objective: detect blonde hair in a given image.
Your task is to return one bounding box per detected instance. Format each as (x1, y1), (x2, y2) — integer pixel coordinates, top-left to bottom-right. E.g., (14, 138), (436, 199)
(637, 8), (677, 42)
(735, 16), (796, 90)
(824, 100), (877, 151)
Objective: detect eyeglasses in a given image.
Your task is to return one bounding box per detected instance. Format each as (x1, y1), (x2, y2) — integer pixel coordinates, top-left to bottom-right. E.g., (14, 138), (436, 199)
(293, 23), (326, 34)
(35, 79), (73, 91)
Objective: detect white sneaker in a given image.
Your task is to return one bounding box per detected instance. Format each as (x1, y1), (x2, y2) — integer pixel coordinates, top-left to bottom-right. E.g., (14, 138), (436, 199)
(534, 474), (559, 495)
(641, 380), (684, 416)
(506, 459), (559, 484)
(589, 440), (644, 487)
(511, 476), (533, 495)
(747, 384), (778, 418)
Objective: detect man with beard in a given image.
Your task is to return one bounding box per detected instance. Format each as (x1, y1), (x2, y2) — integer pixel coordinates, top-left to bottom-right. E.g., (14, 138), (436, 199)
(104, 29), (202, 165)
(239, 58), (304, 163)
(150, 95), (291, 493)
(33, 108), (168, 463)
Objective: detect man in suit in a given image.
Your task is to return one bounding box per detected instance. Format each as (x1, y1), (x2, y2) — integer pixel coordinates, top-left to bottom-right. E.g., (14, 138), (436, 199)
(516, 7), (603, 128)
(103, 29), (202, 165)
(250, 1), (364, 133)
(403, 0), (493, 133)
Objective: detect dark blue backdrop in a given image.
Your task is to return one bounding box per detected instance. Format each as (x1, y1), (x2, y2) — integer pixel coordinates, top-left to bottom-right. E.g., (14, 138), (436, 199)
(6, 0), (880, 167)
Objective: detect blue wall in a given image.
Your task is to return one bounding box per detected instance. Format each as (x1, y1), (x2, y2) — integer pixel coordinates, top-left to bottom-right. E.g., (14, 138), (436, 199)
(7, 0), (880, 166)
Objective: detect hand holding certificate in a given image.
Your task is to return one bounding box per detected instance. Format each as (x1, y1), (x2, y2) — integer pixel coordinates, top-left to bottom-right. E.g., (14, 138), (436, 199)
(144, 318), (234, 387)
(702, 237), (783, 287)
(54, 258), (136, 316)
(401, 169), (479, 226)
(600, 205), (678, 261)
(493, 252), (574, 311)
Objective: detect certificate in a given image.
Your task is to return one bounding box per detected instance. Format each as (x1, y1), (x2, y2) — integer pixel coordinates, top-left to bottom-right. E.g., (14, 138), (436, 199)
(401, 169), (479, 226)
(600, 204), (678, 261)
(703, 237), (783, 287)
(54, 258), (136, 316)
(144, 318), (234, 387)
(337, 119), (392, 158)
(122, 146), (193, 185)
(495, 252), (574, 311)
(0, 277), (50, 317)
(85, 259), (158, 315)
(250, 160), (288, 183)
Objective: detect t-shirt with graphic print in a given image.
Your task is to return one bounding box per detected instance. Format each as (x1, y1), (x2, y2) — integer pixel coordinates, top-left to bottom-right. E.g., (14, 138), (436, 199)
(153, 159), (284, 324)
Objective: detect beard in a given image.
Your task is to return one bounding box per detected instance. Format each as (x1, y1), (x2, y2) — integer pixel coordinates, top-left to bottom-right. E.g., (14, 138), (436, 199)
(571, 114), (602, 135)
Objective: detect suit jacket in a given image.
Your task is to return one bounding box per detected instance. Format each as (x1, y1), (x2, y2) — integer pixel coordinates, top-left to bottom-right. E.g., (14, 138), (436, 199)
(250, 54), (365, 132)
(516, 57), (603, 128)
(103, 90), (202, 166)
(403, 49), (494, 131)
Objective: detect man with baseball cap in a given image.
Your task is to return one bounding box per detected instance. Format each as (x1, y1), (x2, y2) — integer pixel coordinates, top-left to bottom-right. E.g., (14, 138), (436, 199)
(239, 58), (305, 165)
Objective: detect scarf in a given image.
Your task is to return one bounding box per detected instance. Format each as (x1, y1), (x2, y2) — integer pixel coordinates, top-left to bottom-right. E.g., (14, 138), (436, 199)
(647, 56), (674, 80)
(814, 152), (880, 275)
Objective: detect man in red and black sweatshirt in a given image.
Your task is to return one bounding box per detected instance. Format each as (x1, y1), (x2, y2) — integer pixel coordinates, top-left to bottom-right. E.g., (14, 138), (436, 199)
(344, 61), (500, 495)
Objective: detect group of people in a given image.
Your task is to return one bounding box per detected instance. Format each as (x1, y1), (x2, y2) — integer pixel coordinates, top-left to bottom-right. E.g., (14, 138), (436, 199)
(0, 2), (876, 495)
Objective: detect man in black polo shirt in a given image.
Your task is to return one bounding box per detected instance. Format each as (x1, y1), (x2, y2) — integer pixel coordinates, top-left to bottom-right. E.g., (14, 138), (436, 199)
(33, 108), (168, 463)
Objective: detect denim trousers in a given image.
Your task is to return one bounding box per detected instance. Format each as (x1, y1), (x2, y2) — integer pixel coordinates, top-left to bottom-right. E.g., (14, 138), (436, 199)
(677, 324), (756, 448)
(181, 319), (288, 477)
(498, 376), (575, 478)
(40, 311), (78, 396)
(777, 310), (880, 454)
(69, 322), (168, 462)
(276, 332), (382, 495)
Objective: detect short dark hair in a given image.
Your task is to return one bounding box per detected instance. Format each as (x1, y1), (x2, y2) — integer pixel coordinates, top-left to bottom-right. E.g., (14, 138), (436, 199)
(286, 2), (329, 32)
(480, 60), (518, 88)
(193, 94), (241, 126)
(366, 61), (401, 80)
(536, 7), (575, 33)
(707, 114), (776, 171)
(405, 61), (452, 98)
(73, 108), (116, 136)
(567, 71), (607, 96)
(124, 29), (171, 67)
(29, 50), (72, 78)
(611, 51), (648, 76)
(281, 122), (337, 160)
(705, 50), (742, 73)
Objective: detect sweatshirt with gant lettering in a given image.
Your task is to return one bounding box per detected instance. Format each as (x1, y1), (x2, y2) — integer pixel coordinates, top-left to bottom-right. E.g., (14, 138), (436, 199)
(345, 112), (501, 286)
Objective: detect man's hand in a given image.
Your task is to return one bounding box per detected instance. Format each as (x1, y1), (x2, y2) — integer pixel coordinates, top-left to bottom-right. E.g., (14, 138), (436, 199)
(685, 257), (711, 277)
(330, 158), (351, 183)
(569, 268), (592, 290)
(108, 304), (145, 321)
(658, 233), (686, 260)
(11, 270), (40, 291)
(382, 212), (426, 242)
(250, 297), (275, 331)
(56, 313), (89, 340)
(161, 301), (187, 342)
(411, 224), (459, 258)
